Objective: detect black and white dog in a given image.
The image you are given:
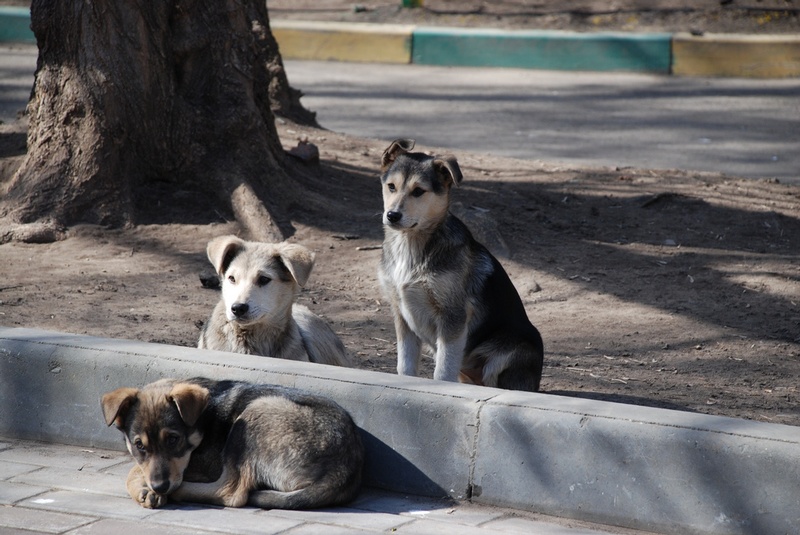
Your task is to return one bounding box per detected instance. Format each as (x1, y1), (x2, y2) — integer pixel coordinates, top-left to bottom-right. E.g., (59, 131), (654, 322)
(378, 139), (544, 391)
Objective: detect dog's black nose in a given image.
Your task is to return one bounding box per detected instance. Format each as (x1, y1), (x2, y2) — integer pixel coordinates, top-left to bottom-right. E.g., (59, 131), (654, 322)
(231, 303), (249, 317)
(150, 479), (171, 494)
(386, 211), (402, 224)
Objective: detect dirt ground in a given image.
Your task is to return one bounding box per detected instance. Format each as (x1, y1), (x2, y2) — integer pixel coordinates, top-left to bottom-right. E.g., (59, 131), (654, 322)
(2, 115), (798, 426)
(266, 0), (800, 34)
(2, 0), (798, 33)
(1, 1), (798, 427)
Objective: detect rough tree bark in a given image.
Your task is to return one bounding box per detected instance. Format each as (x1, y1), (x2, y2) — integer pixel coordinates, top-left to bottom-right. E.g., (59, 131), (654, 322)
(0, 0), (315, 243)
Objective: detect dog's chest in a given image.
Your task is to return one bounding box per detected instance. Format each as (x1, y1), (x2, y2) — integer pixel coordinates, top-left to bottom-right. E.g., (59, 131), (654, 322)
(380, 236), (428, 294)
(380, 237), (463, 340)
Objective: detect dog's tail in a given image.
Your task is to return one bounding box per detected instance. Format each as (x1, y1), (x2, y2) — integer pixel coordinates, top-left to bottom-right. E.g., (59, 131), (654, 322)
(247, 467), (362, 510)
(293, 305), (353, 367)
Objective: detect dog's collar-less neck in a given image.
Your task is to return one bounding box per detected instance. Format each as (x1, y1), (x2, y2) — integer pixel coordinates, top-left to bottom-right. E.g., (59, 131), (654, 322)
(229, 310), (295, 355)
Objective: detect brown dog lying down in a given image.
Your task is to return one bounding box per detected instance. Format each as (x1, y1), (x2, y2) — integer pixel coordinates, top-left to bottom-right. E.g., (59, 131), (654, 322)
(101, 377), (364, 509)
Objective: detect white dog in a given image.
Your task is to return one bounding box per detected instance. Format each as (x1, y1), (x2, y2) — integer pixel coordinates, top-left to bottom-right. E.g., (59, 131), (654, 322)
(198, 235), (350, 366)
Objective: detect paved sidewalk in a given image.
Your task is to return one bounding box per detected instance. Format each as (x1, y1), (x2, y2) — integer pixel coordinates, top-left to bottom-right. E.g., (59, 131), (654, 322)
(0, 438), (647, 535)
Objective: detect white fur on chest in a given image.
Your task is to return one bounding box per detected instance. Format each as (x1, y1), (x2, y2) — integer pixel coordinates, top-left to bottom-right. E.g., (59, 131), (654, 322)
(380, 234), (442, 345)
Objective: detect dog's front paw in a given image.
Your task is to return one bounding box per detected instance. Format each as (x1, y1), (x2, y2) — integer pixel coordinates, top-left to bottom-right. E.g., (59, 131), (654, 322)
(135, 487), (167, 509)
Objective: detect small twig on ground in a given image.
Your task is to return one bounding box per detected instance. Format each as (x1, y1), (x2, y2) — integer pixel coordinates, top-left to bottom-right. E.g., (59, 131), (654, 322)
(0, 285), (23, 291)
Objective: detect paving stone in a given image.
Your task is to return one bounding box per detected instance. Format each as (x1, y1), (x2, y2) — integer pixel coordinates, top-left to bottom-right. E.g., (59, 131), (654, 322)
(11, 465), (129, 498)
(148, 505), (302, 535)
(268, 507), (414, 532)
(0, 458), (39, 479)
(0, 442), (124, 472)
(0, 528), (45, 535)
(394, 517), (512, 535)
(280, 523), (375, 535)
(349, 488), (455, 515)
(482, 515), (622, 534)
(0, 480), (49, 504)
(398, 502), (505, 527)
(99, 459), (135, 477)
(68, 518), (221, 535)
(350, 487), (505, 527)
(0, 505), (97, 533)
(21, 489), (157, 520)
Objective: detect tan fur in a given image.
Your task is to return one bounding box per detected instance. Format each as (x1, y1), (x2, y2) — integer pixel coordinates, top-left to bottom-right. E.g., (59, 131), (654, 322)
(198, 235), (350, 367)
(102, 378), (364, 510)
(102, 379), (207, 508)
(378, 139), (544, 391)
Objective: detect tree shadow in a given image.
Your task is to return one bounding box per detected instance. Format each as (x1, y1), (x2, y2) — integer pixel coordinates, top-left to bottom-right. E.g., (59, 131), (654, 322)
(290, 154), (799, 346)
(0, 131), (26, 159)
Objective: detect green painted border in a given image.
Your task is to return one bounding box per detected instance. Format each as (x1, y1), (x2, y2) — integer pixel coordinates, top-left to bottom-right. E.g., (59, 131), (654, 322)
(0, 7), (34, 44)
(412, 27), (672, 73)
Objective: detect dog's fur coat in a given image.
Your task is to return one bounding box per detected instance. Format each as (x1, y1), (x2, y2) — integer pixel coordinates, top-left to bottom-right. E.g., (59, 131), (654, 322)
(101, 378), (364, 509)
(198, 236), (350, 367)
(378, 139), (544, 391)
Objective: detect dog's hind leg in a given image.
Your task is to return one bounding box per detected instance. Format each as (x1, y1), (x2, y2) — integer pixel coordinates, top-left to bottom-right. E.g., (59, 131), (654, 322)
(494, 342), (543, 392)
(248, 486), (351, 510)
(247, 469), (362, 510)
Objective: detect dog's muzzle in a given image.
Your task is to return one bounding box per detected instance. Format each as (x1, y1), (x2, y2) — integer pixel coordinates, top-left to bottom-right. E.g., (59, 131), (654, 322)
(385, 211), (402, 224)
(230, 302), (249, 319)
(385, 211), (417, 230)
(149, 478), (172, 495)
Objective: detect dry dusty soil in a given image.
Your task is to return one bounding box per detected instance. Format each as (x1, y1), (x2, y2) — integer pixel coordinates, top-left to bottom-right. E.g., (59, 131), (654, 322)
(0, 0), (798, 426)
(266, 0), (800, 34)
(1, 115), (799, 426)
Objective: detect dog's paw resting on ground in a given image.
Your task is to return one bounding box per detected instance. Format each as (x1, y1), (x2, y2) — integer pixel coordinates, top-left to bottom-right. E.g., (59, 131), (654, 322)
(136, 486), (167, 509)
(127, 465), (168, 508)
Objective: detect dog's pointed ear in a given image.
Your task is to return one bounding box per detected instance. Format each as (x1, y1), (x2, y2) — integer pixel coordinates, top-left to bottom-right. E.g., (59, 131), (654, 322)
(207, 235), (246, 277)
(101, 387), (140, 428)
(434, 156), (463, 188)
(276, 243), (315, 287)
(168, 383), (210, 427)
(381, 138), (415, 171)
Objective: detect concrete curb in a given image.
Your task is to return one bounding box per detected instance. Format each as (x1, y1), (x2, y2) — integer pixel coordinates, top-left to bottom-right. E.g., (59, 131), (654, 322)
(0, 6), (32, 43)
(2, 7), (799, 77)
(411, 27), (672, 73)
(672, 32), (800, 78)
(1, 327), (799, 535)
(271, 20), (414, 64)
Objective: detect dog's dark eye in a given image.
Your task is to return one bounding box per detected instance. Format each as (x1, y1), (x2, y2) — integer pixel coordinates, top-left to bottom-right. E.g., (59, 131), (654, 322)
(227, 275), (236, 284)
(387, 183), (396, 193)
(134, 438), (146, 452)
(257, 276), (271, 287)
(165, 435), (180, 448)
(411, 187), (425, 198)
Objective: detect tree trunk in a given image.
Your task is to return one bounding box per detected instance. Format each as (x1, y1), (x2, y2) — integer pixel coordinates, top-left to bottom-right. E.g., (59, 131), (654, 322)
(0, 0), (313, 243)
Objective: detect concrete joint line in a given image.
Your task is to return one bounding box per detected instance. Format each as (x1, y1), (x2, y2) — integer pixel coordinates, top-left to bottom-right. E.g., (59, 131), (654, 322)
(466, 397), (493, 500)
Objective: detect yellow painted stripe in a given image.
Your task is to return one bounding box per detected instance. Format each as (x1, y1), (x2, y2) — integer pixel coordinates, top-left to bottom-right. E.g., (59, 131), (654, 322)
(272, 21), (414, 64)
(673, 33), (800, 78)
